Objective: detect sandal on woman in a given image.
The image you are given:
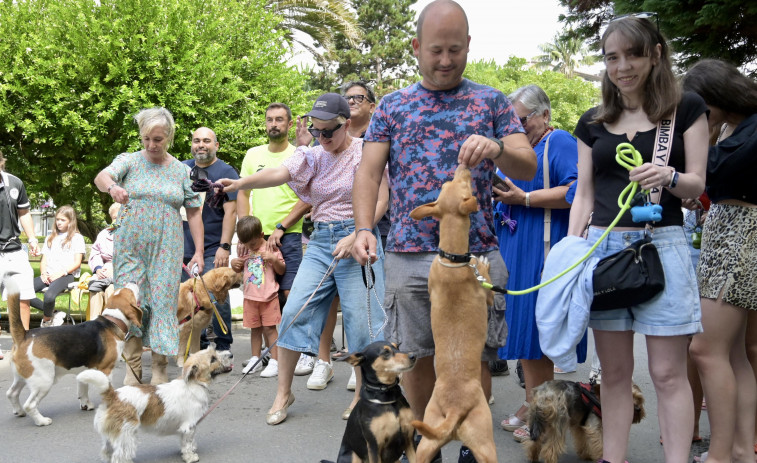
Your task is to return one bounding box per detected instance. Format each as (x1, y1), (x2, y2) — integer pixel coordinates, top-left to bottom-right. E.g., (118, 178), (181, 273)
(513, 424), (530, 443)
(500, 401), (529, 432)
(331, 348), (349, 361)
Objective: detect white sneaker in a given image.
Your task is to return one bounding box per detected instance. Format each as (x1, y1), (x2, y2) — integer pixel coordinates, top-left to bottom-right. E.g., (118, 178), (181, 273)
(307, 360), (334, 390)
(294, 353), (315, 376)
(260, 359), (279, 377)
(242, 356), (262, 374)
(347, 369), (357, 391)
(589, 368), (602, 384)
(39, 318), (54, 328)
(52, 311), (66, 326)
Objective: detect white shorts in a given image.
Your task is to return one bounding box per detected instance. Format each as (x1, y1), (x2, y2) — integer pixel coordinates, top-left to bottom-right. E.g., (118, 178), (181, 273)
(1, 249), (36, 300)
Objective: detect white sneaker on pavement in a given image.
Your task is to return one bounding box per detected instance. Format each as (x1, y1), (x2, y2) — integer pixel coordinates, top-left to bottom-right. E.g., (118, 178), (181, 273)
(260, 359), (279, 377)
(347, 369), (357, 391)
(242, 356), (262, 374)
(307, 359), (334, 390)
(52, 311), (66, 326)
(294, 353), (315, 376)
(40, 318), (54, 328)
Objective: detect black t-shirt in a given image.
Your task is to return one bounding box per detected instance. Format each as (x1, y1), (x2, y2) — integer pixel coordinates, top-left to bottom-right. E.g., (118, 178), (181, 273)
(574, 92), (707, 227)
(0, 172), (31, 252)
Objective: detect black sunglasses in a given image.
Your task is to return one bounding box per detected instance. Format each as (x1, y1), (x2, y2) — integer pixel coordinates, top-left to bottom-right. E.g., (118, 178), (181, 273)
(308, 123), (343, 139)
(519, 111), (536, 127)
(611, 11), (659, 31)
(345, 95), (367, 104)
(190, 165), (208, 182)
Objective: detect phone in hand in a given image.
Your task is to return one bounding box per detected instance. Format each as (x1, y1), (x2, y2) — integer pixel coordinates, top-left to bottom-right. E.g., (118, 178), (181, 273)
(492, 174), (509, 193)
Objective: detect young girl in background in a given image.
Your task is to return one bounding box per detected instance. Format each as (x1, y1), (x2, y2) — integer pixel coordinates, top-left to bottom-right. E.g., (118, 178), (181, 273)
(31, 205), (86, 326)
(232, 215), (285, 378)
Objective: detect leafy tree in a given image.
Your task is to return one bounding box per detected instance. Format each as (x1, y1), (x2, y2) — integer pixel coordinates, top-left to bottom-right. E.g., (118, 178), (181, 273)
(534, 32), (600, 78)
(268, 0), (361, 63)
(464, 58), (600, 133)
(558, 0), (757, 71)
(0, 0), (311, 237)
(309, 0), (417, 96)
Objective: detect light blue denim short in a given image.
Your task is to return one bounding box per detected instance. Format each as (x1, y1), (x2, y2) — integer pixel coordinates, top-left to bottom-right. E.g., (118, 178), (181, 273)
(277, 219), (386, 355)
(587, 226), (702, 336)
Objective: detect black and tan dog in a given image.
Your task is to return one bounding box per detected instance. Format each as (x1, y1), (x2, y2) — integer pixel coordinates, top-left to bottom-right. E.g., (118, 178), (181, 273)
(321, 341), (417, 463)
(524, 380), (646, 463)
(5, 280), (142, 426)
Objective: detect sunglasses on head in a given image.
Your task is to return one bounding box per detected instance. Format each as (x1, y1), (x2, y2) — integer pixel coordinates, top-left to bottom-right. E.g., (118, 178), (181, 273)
(345, 95), (367, 104)
(190, 165), (208, 182)
(611, 11), (660, 31)
(519, 111), (537, 127)
(308, 123), (343, 139)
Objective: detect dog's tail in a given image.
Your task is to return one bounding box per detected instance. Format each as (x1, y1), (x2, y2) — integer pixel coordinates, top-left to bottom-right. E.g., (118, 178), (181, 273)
(411, 412), (461, 442)
(77, 370), (117, 404)
(5, 278), (27, 345)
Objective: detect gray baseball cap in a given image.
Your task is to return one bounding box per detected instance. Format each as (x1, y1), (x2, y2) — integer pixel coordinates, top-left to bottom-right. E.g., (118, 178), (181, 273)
(304, 93), (351, 120)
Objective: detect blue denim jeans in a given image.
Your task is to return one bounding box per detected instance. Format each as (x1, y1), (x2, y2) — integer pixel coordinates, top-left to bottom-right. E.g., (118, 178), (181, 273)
(277, 219), (386, 355)
(181, 255), (233, 351)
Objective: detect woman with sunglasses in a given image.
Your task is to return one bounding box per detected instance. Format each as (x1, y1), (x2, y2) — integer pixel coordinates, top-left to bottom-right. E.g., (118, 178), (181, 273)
(218, 93), (390, 425)
(569, 16), (709, 463)
(493, 84), (582, 443)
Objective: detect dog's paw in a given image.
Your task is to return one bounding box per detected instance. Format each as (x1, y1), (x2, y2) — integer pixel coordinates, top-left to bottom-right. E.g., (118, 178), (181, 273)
(13, 410), (26, 417)
(182, 452), (199, 463)
(33, 416), (53, 426)
(80, 401), (95, 411)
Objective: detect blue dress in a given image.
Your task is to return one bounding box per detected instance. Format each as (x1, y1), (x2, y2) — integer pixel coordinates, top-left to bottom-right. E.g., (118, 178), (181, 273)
(495, 129), (587, 361)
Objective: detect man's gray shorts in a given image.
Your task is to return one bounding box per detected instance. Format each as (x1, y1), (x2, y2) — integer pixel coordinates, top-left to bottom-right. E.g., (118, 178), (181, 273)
(383, 250), (508, 361)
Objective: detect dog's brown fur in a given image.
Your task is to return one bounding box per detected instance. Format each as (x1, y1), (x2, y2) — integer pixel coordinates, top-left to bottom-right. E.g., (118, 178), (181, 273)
(408, 165), (497, 463)
(6, 282), (142, 426)
(523, 380), (646, 463)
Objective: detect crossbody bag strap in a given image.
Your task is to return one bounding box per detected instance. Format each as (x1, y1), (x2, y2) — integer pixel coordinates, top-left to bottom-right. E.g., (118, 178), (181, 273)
(542, 135), (551, 261)
(646, 109), (677, 233)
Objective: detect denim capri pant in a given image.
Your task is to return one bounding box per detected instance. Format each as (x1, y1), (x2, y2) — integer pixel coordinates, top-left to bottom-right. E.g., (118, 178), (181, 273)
(277, 219), (386, 355)
(587, 225), (702, 336)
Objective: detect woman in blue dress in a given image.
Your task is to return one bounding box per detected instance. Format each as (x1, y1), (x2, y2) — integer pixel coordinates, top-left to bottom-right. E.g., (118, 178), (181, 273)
(493, 85), (584, 442)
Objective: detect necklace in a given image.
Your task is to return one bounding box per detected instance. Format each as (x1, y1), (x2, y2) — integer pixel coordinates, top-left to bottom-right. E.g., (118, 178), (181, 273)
(532, 127), (554, 148)
(716, 123), (729, 144)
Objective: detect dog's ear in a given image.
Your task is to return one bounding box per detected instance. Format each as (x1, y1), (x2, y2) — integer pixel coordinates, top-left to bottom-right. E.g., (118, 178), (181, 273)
(346, 353), (365, 367)
(129, 304), (144, 328)
(184, 364), (200, 382)
(458, 195), (479, 215)
(410, 202), (440, 220)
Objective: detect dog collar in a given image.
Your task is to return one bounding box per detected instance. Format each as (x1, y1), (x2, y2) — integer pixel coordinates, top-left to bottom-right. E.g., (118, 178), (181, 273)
(361, 380), (403, 404)
(100, 315), (128, 340)
(437, 248), (471, 263)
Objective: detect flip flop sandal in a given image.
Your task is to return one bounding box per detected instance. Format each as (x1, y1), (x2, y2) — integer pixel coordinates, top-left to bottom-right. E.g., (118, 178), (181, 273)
(500, 414), (526, 432)
(331, 348), (349, 361)
(513, 424), (530, 443)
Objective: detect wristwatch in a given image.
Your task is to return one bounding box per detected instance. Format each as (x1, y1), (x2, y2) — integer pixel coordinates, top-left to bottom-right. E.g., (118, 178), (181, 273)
(275, 223), (287, 232)
(219, 243), (231, 251)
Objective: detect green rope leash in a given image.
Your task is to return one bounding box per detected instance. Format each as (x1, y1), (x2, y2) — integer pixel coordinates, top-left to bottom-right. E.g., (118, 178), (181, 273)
(481, 142), (649, 295)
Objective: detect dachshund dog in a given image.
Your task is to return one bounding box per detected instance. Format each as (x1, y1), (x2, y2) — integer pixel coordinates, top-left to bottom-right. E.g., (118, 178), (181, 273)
(408, 165), (497, 463)
(523, 380), (646, 463)
(5, 280), (142, 426)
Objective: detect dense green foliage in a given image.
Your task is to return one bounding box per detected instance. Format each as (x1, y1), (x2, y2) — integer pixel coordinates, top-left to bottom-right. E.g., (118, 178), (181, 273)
(464, 58), (600, 133)
(308, 0), (417, 96)
(534, 32), (600, 78)
(0, 0), (311, 237)
(558, 0), (757, 71)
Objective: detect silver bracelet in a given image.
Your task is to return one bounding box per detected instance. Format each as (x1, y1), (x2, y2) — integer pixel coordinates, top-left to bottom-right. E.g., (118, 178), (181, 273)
(107, 182), (118, 193)
(525, 192), (531, 208)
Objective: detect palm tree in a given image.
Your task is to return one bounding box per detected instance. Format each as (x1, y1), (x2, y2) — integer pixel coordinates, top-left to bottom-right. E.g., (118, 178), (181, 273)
(534, 32), (599, 78)
(267, 0), (362, 64)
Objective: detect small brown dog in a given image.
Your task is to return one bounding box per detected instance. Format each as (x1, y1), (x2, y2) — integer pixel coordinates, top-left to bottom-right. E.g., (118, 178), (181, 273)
(409, 165), (497, 463)
(523, 380), (646, 463)
(5, 280), (142, 426)
(121, 267), (241, 386)
(77, 345), (232, 463)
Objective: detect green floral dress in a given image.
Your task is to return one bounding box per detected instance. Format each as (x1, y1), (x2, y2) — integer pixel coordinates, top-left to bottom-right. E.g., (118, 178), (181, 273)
(106, 152), (201, 356)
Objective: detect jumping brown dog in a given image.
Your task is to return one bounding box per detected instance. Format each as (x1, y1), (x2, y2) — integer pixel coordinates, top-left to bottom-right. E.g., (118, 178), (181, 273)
(408, 165), (497, 463)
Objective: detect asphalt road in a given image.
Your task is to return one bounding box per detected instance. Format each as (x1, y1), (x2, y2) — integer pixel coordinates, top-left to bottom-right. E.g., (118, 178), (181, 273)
(0, 325), (709, 462)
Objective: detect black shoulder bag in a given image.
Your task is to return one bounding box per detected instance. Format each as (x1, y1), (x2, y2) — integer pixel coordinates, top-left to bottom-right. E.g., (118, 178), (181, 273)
(591, 112), (675, 311)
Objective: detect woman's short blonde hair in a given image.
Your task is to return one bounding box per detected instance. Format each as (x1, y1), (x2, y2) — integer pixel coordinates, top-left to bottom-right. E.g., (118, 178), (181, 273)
(134, 107), (175, 146)
(311, 116), (348, 125)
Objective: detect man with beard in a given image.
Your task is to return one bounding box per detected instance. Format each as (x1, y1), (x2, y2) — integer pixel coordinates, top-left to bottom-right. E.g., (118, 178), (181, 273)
(181, 126), (239, 359)
(238, 104), (310, 376)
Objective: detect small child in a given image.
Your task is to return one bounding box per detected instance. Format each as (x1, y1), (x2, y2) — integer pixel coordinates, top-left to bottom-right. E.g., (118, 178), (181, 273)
(231, 215), (285, 377)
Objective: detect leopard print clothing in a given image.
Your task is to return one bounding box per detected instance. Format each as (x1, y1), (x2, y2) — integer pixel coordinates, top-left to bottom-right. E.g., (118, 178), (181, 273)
(697, 203), (757, 310)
